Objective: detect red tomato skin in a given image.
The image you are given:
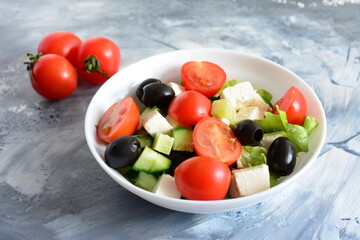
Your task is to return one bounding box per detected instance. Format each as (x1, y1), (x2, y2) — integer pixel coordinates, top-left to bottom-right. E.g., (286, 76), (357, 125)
(37, 31), (81, 67)
(167, 91), (212, 126)
(181, 61), (226, 98)
(97, 97), (140, 143)
(174, 156), (231, 200)
(77, 37), (121, 84)
(273, 87), (307, 125)
(30, 54), (77, 100)
(193, 117), (242, 166)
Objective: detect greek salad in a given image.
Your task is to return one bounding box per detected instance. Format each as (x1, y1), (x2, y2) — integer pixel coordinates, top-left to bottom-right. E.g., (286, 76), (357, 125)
(96, 61), (318, 201)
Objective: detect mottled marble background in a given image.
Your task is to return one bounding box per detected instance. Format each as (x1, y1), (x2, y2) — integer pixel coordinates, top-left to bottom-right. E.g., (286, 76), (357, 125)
(0, 0), (359, 239)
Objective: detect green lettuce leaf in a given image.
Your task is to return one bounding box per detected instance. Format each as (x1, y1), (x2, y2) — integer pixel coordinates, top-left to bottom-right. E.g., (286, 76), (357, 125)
(255, 112), (286, 133)
(240, 146), (267, 167)
(270, 173), (278, 187)
(303, 116), (319, 135)
(256, 89), (273, 109)
(277, 107), (308, 153)
(256, 107), (310, 153)
(212, 79), (239, 98)
(285, 124), (309, 153)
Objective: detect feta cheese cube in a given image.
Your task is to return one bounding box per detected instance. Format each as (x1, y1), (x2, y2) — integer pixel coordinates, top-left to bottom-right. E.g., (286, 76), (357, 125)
(229, 164), (270, 197)
(220, 81), (269, 114)
(152, 174), (181, 198)
(143, 110), (173, 137)
(168, 82), (185, 96)
(220, 118), (231, 126)
(235, 106), (263, 122)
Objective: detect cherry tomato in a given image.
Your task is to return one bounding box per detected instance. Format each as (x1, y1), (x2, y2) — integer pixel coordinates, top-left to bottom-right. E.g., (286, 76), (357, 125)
(97, 97), (140, 143)
(193, 117), (242, 166)
(181, 61), (226, 98)
(77, 37), (121, 84)
(273, 87), (307, 125)
(167, 91), (211, 125)
(27, 54), (77, 100)
(174, 156), (231, 200)
(37, 31), (81, 67)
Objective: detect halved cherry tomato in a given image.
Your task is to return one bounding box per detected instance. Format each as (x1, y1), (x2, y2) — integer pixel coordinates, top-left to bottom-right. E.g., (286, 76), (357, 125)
(97, 97), (140, 143)
(174, 156), (231, 200)
(37, 31), (81, 67)
(77, 37), (121, 84)
(273, 87), (307, 125)
(167, 91), (211, 125)
(193, 117), (242, 166)
(27, 54), (77, 100)
(181, 61), (226, 98)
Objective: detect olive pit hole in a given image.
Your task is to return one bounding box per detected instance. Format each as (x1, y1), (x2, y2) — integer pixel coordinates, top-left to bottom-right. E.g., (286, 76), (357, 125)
(253, 128), (264, 141)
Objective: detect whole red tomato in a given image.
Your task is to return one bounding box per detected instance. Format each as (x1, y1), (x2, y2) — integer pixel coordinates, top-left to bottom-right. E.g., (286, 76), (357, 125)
(26, 54), (77, 100)
(77, 37), (121, 84)
(167, 91), (211, 126)
(37, 31), (81, 67)
(174, 156), (231, 200)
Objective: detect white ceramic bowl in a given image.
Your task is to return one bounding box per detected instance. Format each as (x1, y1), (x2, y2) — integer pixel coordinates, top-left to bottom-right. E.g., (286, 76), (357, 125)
(84, 49), (326, 214)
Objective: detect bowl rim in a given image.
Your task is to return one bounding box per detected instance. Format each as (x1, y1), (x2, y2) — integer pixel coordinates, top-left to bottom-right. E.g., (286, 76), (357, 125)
(84, 48), (327, 213)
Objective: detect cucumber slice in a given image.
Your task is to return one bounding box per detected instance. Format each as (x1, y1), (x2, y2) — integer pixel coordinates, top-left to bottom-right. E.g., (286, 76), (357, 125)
(259, 131), (288, 150)
(152, 133), (174, 155)
(132, 146), (171, 173)
(118, 167), (139, 183)
(149, 154), (172, 172)
(134, 135), (153, 148)
(211, 99), (237, 126)
(172, 128), (194, 152)
(134, 172), (158, 191)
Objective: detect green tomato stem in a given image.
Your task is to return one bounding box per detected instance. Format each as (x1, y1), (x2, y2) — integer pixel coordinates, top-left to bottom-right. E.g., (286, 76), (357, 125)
(83, 55), (110, 78)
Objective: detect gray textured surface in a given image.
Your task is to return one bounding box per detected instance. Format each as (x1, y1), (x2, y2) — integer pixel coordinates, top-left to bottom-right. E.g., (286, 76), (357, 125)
(1, 0), (360, 239)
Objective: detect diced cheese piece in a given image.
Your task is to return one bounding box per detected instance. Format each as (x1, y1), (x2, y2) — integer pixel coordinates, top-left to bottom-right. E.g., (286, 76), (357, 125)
(143, 110), (173, 137)
(138, 107), (160, 130)
(168, 82), (185, 96)
(235, 106), (263, 123)
(236, 158), (244, 169)
(220, 81), (269, 114)
(229, 164), (270, 197)
(220, 118), (230, 126)
(152, 174), (181, 198)
(165, 115), (192, 129)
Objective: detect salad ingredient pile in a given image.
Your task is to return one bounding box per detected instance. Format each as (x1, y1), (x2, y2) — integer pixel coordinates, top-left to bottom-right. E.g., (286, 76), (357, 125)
(96, 60), (318, 201)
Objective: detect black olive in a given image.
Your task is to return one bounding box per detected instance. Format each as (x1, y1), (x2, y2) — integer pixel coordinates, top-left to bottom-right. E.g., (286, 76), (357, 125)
(136, 78), (161, 101)
(233, 119), (264, 146)
(141, 82), (175, 109)
(105, 136), (141, 169)
(165, 151), (197, 176)
(267, 137), (296, 176)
